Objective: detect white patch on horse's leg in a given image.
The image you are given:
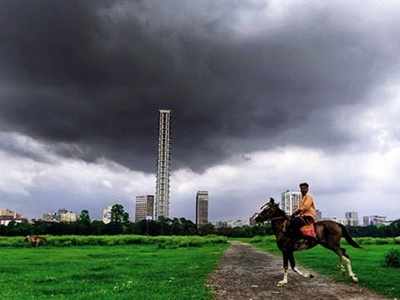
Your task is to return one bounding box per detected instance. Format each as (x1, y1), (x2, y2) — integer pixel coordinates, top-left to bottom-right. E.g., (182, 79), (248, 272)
(342, 256), (358, 283)
(293, 267), (312, 278)
(277, 268), (288, 286)
(337, 257), (346, 274)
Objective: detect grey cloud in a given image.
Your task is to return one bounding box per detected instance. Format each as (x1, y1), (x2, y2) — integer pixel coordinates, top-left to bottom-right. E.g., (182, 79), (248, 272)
(1, 0), (399, 172)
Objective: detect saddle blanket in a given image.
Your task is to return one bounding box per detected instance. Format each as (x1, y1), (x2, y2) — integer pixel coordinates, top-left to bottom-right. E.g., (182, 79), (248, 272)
(300, 224), (316, 238)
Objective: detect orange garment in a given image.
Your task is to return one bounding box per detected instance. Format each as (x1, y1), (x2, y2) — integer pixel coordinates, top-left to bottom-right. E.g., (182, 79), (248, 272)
(298, 194), (316, 220)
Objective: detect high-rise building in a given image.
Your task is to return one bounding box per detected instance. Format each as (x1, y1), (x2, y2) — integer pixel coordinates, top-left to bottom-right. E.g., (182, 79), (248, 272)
(155, 109), (172, 219)
(196, 191), (209, 226)
(363, 215), (386, 226)
(135, 195), (154, 222)
(345, 211), (359, 226)
(280, 191), (301, 216)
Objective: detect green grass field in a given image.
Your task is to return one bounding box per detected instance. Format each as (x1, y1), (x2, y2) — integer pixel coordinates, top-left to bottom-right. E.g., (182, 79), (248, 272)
(249, 236), (400, 299)
(0, 236), (228, 300)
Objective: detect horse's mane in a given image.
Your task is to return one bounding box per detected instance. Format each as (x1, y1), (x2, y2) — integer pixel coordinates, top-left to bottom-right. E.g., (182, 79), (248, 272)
(273, 204), (290, 220)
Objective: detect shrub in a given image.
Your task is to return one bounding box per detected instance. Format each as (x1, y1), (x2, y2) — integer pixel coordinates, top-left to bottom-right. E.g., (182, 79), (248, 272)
(0, 235), (227, 248)
(249, 235), (275, 244)
(375, 238), (390, 245)
(249, 236), (263, 243)
(383, 249), (400, 268)
(354, 237), (393, 245)
(355, 237), (375, 245)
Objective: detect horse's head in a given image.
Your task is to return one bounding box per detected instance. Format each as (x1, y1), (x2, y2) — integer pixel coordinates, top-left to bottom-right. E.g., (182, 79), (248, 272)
(254, 198), (282, 223)
(24, 235), (30, 242)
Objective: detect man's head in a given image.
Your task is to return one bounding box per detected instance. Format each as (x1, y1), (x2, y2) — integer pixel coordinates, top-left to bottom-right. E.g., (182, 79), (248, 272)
(299, 182), (309, 196)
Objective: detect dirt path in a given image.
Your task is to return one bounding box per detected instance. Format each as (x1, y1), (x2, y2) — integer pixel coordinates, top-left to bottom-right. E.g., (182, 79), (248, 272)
(208, 242), (388, 300)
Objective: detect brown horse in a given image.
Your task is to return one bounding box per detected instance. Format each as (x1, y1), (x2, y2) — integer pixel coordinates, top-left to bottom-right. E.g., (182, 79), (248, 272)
(255, 198), (360, 286)
(24, 235), (47, 247)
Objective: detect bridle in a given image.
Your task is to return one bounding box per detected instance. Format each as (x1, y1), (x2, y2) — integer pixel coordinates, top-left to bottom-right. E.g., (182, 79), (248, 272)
(270, 216), (287, 222)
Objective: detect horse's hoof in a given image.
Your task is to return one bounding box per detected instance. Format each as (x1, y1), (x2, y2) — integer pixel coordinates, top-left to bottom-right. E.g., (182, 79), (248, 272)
(277, 281), (287, 287)
(352, 276), (359, 283)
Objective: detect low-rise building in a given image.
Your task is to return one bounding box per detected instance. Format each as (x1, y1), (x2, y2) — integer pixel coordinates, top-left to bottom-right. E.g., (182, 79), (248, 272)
(41, 209), (77, 223)
(213, 219), (251, 228)
(214, 221), (228, 228)
(363, 215), (387, 226)
(322, 217), (347, 225)
(0, 209), (27, 225)
(102, 205), (112, 224)
(41, 212), (58, 222)
(59, 211), (78, 223)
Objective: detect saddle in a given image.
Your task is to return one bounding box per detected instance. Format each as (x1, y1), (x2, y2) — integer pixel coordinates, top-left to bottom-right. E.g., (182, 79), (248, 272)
(299, 223), (316, 238)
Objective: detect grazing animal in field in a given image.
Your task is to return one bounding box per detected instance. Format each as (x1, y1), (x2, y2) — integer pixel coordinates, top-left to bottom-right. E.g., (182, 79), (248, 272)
(255, 198), (360, 286)
(24, 235), (47, 247)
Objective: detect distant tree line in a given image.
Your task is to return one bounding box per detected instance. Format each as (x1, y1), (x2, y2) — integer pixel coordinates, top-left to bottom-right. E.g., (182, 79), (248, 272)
(0, 217), (273, 237)
(347, 220), (400, 237)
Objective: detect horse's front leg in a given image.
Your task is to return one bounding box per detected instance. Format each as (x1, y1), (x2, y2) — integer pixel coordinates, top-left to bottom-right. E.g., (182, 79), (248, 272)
(277, 251), (289, 286)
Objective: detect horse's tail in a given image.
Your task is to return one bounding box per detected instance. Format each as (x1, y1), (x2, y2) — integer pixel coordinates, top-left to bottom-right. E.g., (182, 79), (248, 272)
(339, 224), (361, 248)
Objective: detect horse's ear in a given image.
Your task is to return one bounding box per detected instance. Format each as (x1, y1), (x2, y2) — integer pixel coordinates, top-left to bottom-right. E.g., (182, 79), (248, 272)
(270, 197), (275, 204)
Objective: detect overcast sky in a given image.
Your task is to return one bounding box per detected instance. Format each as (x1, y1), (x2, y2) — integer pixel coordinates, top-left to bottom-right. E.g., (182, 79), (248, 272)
(1, 0), (400, 221)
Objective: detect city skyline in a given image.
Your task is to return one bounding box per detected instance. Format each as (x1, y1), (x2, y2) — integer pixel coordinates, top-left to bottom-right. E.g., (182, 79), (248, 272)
(1, 194), (396, 226)
(1, 1), (400, 221)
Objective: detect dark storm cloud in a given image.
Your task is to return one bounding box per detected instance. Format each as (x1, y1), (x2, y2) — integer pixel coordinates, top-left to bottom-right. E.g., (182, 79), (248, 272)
(1, 0), (399, 172)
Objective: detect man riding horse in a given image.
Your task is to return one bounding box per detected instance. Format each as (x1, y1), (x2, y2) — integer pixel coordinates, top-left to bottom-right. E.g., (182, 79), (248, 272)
(287, 182), (317, 243)
(255, 183), (360, 286)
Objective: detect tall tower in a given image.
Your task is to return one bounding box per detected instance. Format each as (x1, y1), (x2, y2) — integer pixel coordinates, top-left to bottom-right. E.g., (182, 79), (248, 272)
(155, 109), (171, 219)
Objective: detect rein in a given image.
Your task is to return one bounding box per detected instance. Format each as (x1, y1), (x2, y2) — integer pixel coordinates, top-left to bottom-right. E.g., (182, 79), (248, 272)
(270, 216), (288, 222)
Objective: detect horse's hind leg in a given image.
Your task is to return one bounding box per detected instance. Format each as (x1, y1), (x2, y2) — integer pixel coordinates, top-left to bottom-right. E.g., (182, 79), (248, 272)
(321, 242), (358, 283)
(335, 248), (358, 283)
(288, 251), (313, 278)
(336, 256), (346, 275)
(341, 255), (358, 283)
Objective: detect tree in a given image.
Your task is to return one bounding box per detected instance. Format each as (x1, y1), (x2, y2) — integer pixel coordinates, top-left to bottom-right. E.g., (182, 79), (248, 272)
(198, 223), (215, 235)
(122, 212), (129, 224)
(79, 210), (91, 225)
(111, 204), (128, 224)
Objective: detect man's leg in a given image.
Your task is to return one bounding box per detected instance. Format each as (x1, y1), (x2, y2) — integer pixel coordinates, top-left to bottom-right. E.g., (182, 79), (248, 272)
(287, 216), (305, 238)
(303, 216), (317, 244)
